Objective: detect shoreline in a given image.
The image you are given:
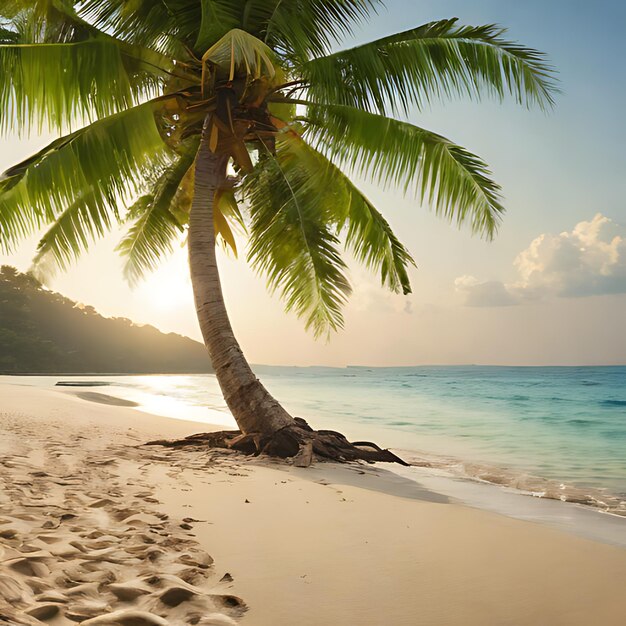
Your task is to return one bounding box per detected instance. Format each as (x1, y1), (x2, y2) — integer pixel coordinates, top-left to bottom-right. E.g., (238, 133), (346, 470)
(60, 386), (626, 547)
(3, 374), (626, 522)
(74, 384), (626, 528)
(1, 383), (625, 624)
(396, 447), (626, 520)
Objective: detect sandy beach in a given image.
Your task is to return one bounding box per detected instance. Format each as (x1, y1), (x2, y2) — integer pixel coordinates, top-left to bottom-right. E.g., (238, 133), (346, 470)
(1, 382), (626, 626)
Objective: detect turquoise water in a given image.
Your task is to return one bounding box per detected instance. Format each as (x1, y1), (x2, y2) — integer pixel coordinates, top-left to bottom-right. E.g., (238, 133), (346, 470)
(258, 366), (626, 500)
(5, 366), (626, 507)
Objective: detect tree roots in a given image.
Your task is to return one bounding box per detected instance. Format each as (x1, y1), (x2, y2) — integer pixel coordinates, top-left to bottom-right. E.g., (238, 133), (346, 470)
(146, 417), (409, 467)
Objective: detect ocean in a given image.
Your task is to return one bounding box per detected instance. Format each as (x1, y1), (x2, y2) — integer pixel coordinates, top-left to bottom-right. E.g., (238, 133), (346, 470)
(6, 365), (626, 515)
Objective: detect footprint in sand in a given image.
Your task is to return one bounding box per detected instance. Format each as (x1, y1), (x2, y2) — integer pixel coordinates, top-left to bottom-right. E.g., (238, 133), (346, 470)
(0, 415), (247, 625)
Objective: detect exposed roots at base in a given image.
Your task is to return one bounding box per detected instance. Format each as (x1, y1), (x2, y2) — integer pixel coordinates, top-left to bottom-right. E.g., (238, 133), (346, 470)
(146, 417), (409, 467)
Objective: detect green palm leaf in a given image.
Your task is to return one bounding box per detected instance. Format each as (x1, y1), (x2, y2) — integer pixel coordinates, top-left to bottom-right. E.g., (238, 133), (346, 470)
(0, 0), (190, 133)
(344, 192), (414, 295)
(79, 0), (200, 56)
(263, 0), (379, 59)
(0, 40), (133, 132)
(0, 38), (179, 133)
(196, 0), (243, 52)
(0, 102), (171, 253)
(303, 18), (557, 114)
(0, 1), (90, 40)
(278, 130), (415, 294)
(203, 28), (277, 80)
(30, 187), (114, 280)
(117, 149), (196, 285)
(244, 140), (352, 337)
(301, 103), (504, 237)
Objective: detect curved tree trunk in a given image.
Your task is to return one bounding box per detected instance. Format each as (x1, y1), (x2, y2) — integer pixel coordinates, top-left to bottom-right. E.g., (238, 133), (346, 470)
(178, 120), (408, 467)
(188, 124), (294, 437)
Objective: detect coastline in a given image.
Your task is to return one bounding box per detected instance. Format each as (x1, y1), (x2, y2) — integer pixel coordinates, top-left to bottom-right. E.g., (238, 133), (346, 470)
(396, 447), (626, 520)
(5, 373), (626, 520)
(1, 382), (625, 625)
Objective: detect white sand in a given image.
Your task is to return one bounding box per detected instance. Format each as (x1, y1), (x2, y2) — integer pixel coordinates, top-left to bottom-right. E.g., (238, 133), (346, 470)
(1, 383), (625, 625)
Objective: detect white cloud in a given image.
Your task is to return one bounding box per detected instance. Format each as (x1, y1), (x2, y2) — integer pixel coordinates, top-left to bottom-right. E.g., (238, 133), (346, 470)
(455, 276), (517, 307)
(456, 214), (626, 306)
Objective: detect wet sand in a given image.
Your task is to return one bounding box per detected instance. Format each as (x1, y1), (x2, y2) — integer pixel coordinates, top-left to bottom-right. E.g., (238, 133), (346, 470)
(74, 391), (140, 407)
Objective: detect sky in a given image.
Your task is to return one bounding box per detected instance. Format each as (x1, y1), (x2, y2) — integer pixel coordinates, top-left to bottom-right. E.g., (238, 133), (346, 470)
(2, 0), (626, 366)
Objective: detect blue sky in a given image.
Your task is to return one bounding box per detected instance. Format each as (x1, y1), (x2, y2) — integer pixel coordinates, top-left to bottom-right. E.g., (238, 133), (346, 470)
(2, 1), (625, 365)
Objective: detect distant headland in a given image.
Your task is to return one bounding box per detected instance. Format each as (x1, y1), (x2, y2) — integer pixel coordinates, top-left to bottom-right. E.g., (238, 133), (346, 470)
(0, 266), (212, 374)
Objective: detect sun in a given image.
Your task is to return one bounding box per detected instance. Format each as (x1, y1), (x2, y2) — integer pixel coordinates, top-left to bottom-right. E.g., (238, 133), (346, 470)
(137, 252), (194, 313)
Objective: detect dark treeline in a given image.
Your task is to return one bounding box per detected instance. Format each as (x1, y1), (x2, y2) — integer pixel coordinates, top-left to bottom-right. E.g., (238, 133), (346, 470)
(0, 266), (213, 374)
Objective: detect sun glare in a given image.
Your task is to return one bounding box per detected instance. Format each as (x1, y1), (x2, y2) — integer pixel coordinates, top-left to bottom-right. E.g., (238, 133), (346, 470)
(138, 258), (193, 312)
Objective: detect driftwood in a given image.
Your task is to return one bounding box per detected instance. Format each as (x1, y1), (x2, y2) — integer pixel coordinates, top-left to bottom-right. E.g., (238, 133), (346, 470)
(146, 417), (409, 467)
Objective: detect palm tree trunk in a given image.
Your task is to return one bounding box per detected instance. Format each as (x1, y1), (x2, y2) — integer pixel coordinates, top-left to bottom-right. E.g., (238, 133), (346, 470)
(188, 124), (295, 437)
(177, 120), (407, 466)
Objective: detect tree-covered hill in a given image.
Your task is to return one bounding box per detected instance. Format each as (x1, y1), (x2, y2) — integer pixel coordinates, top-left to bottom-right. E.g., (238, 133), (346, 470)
(0, 266), (212, 374)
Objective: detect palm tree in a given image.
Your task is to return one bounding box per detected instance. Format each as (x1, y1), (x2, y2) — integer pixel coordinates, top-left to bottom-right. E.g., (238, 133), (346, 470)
(0, 1), (555, 463)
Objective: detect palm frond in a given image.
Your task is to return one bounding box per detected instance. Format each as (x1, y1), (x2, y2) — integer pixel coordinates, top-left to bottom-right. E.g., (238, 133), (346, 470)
(202, 29), (278, 81)
(303, 18), (557, 114)
(79, 0), (200, 56)
(214, 194), (239, 257)
(279, 130), (415, 294)
(0, 38), (180, 134)
(116, 146), (198, 284)
(217, 189), (246, 230)
(0, 40), (131, 133)
(0, 0), (93, 42)
(301, 103), (504, 237)
(116, 140), (244, 282)
(214, 189), (245, 256)
(196, 1), (243, 52)
(263, 0), (379, 60)
(30, 187), (116, 281)
(244, 140), (352, 337)
(0, 102), (171, 254)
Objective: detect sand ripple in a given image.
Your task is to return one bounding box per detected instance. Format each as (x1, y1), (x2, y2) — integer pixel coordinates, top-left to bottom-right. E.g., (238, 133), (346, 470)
(0, 412), (246, 625)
